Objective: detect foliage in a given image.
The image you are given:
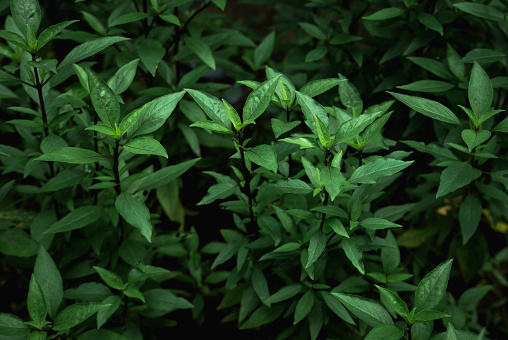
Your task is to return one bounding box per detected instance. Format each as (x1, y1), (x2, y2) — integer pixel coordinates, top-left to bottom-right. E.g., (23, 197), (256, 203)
(0, 0), (507, 339)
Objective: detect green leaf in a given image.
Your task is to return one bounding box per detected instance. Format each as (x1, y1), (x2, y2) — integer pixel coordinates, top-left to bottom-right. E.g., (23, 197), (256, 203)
(388, 92), (460, 125)
(198, 182), (239, 205)
(0, 30), (29, 50)
(360, 218), (402, 230)
(414, 259), (453, 312)
(159, 13), (180, 26)
(136, 37), (165, 76)
(396, 80), (454, 93)
(211, 0), (226, 10)
(363, 8), (405, 20)
(254, 31), (275, 66)
(93, 266), (124, 290)
(53, 303), (111, 331)
(349, 159), (413, 184)
(81, 11), (106, 34)
(375, 285), (409, 319)
(271, 118), (300, 138)
(306, 232), (327, 268)
(190, 120), (233, 134)
(185, 89), (231, 129)
(240, 305), (285, 329)
(265, 284), (302, 304)
(107, 58), (139, 95)
(453, 2), (505, 21)
(58, 36), (129, 71)
(137, 158), (200, 191)
(245, 144), (278, 173)
(468, 61), (493, 120)
(406, 57), (454, 81)
(295, 90), (329, 136)
(299, 78), (345, 98)
(338, 74), (363, 115)
(447, 44), (465, 81)
(461, 48), (506, 64)
(0, 228), (38, 256)
(320, 291), (355, 324)
(461, 129), (490, 151)
(320, 165), (345, 201)
(183, 36), (215, 70)
(365, 324), (405, 340)
(28, 274), (47, 327)
(335, 111), (381, 144)
(294, 290), (314, 324)
(86, 68), (120, 128)
(459, 194), (482, 245)
(280, 136), (320, 150)
(223, 98), (241, 131)
(144, 288), (193, 311)
(270, 178), (313, 194)
(417, 13), (443, 36)
(0, 313), (30, 336)
(273, 242), (301, 252)
(413, 310), (450, 322)
(315, 115), (331, 148)
(445, 323), (459, 340)
(332, 293), (394, 327)
(436, 162), (474, 198)
(381, 230), (400, 273)
(115, 193), (152, 242)
(44, 206), (102, 234)
(96, 296), (121, 328)
(11, 0), (41, 37)
(298, 22), (327, 40)
(305, 46), (327, 63)
(123, 91), (185, 138)
(109, 12), (149, 26)
(252, 267), (270, 306)
(123, 136), (168, 158)
(243, 75), (281, 122)
(342, 238), (365, 274)
(34, 245), (63, 319)
(37, 20), (79, 51)
(36, 146), (102, 164)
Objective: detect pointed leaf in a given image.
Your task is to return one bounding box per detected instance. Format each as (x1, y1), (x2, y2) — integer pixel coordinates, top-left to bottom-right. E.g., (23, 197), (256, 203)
(320, 165), (346, 201)
(270, 178), (313, 194)
(186, 89), (231, 129)
(436, 162), (474, 198)
(107, 58), (140, 95)
(28, 274), (47, 327)
(468, 61), (493, 119)
(11, 0), (41, 36)
(53, 303), (111, 331)
(265, 284), (302, 305)
(365, 325), (405, 340)
(363, 8), (405, 20)
(0, 30), (28, 50)
(271, 118), (300, 138)
(35, 146), (102, 164)
(0, 229), (38, 256)
(44, 206), (102, 234)
(245, 144), (278, 173)
(136, 38), (165, 76)
(123, 136), (168, 158)
(413, 310), (450, 322)
(252, 267), (270, 306)
(253, 31), (275, 66)
(461, 129), (490, 151)
(415, 259), (453, 312)
(37, 20), (78, 51)
(349, 159), (413, 184)
(299, 78), (345, 98)
(183, 36), (215, 70)
(375, 285), (409, 319)
(315, 115), (330, 148)
(388, 92), (460, 125)
(137, 158), (200, 191)
(360, 218), (402, 230)
(417, 13), (443, 36)
(0, 313), (30, 336)
(115, 193), (152, 242)
(396, 80), (454, 93)
(459, 194), (482, 245)
(243, 75), (281, 122)
(109, 12), (149, 27)
(453, 2), (505, 21)
(306, 232), (327, 268)
(342, 238), (364, 274)
(34, 246), (63, 319)
(295, 90), (329, 136)
(93, 266), (124, 290)
(335, 111), (381, 144)
(144, 288), (193, 311)
(332, 293), (394, 327)
(86, 68), (120, 127)
(294, 291), (314, 324)
(197, 182), (239, 205)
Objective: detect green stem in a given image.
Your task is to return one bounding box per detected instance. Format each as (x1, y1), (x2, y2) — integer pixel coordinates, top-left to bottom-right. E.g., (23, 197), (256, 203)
(238, 131), (255, 234)
(113, 139), (121, 196)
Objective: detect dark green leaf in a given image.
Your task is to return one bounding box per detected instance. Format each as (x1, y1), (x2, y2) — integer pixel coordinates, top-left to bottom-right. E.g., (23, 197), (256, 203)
(320, 291), (355, 324)
(245, 144), (278, 173)
(332, 293), (393, 327)
(436, 162), (474, 198)
(270, 178), (313, 194)
(35, 147), (102, 164)
(298, 22), (327, 40)
(396, 80), (454, 93)
(137, 158), (200, 191)
(360, 218), (402, 230)
(11, 0), (41, 36)
(406, 57), (454, 81)
(107, 58), (139, 95)
(123, 136), (168, 158)
(342, 238), (365, 274)
(144, 288), (193, 311)
(184, 36), (215, 70)
(252, 267), (270, 306)
(44, 206), (102, 234)
(375, 285), (409, 319)
(417, 13), (443, 36)
(109, 12), (149, 27)
(0, 30), (29, 50)
(239, 305), (285, 329)
(53, 303), (111, 331)
(413, 310), (450, 322)
(363, 8), (405, 20)
(185, 89), (231, 129)
(271, 118), (300, 138)
(294, 290), (314, 324)
(115, 193), (152, 242)
(0, 313), (30, 336)
(198, 182), (239, 205)
(34, 245), (63, 319)
(320, 165), (345, 201)
(468, 61), (493, 120)
(295, 90), (329, 136)
(414, 259), (453, 312)
(265, 284), (302, 304)
(86, 68), (120, 128)
(0, 228), (38, 256)
(338, 74), (363, 115)
(461, 129), (490, 151)
(136, 38), (165, 76)
(453, 2), (504, 21)
(93, 266), (124, 290)
(365, 324), (405, 340)
(243, 75), (281, 122)
(349, 158), (413, 184)
(254, 31), (275, 66)
(37, 20), (78, 51)
(299, 78), (345, 98)
(388, 92), (460, 125)
(461, 49), (506, 64)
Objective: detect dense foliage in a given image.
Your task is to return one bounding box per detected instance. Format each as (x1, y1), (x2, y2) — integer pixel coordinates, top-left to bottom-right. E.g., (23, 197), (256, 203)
(0, 0), (507, 339)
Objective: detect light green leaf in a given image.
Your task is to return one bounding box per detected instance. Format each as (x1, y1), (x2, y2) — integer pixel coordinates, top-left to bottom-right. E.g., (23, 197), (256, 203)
(86, 68), (120, 127)
(363, 8), (405, 20)
(223, 98), (241, 130)
(185, 88), (231, 129)
(183, 36), (216, 70)
(245, 144), (278, 173)
(413, 310), (450, 322)
(295, 90), (329, 136)
(335, 111), (381, 144)
(320, 291), (355, 324)
(270, 178), (313, 194)
(37, 20), (79, 51)
(388, 92), (460, 125)
(0, 229), (38, 256)
(280, 136), (320, 150)
(28, 274), (47, 327)
(453, 2), (505, 21)
(468, 61), (492, 120)
(107, 58), (140, 95)
(123, 136), (168, 158)
(315, 115), (330, 148)
(190, 120), (234, 134)
(35, 146), (102, 164)
(349, 159), (413, 184)
(332, 293), (394, 327)
(137, 158), (200, 191)
(115, 193), (152, 242)
(58, 37), (129, 71)
(375, 285), (409, 319)
(436, 162), (474, 198)
(417, 13), (443, 36)
(445, 322), (460, 340)
(243, 75), (281, 122)
(365, 324), (405, 340)
(254, 31), (275, 66)
(299, 78), (345, 98)
(86, 123), (116, 136)
(93, 266), (124, 290)
(44, 206), (102, 234)
(53, 303), (111, 331)
(123, 91), (185, 138)
(320, 165), (345, 201)
(34, 246), (63, 319)
(414, 259), (453, 312)
(342, 238), (364, 274)
(360, 218), (402, 230)
(11, 0), (41, 36)
(461, 129), (490, 151)
(294, 291), (314, 324)
(211, 0), (226, 10)
(109, 12), (149, 27)
(271, 118), (300, 138)
(338, 74), (363, 115)
(136, 37), (165, 76)
(396, 80), (454, 93)
(459, 194), (482, 245)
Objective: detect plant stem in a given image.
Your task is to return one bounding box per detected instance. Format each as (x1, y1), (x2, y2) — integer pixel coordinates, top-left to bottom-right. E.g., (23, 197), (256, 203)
(238, 131), (255, 234)
(32, 57), (49, 138)
(319, 149), (331, 231)
(113, 139), (121, 196)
